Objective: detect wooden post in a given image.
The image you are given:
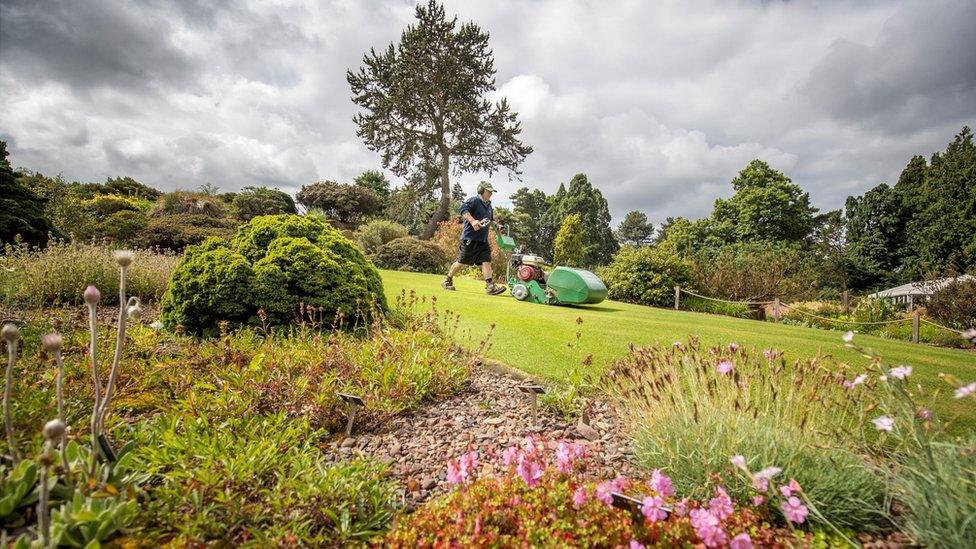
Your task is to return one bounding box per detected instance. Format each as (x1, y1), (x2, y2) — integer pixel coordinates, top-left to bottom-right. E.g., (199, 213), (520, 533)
(842, 291), (850, 315)
(674, 286), (680, 310)
(773, 298), (781, 322)
(911, 311), (920, 343)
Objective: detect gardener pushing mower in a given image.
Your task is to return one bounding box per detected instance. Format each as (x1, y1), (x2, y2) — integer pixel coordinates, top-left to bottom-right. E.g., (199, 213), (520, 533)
(442, 181), (507, 295)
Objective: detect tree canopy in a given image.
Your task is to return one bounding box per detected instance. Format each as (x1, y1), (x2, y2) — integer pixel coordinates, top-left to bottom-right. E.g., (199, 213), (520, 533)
(347, 0), (531, 239)
(616, 210), (654, 246)
(541, 174), (618, 266)
(0, 141), (51, 246)
(231, 186), (298, 221)
(553, 213), (584, 267)
(296, 181), (383, 228)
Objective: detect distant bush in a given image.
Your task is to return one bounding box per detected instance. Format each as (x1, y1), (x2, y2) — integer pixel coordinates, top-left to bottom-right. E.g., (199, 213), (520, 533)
(295, 180), (383, 228)
(373, 237), (448, 274)
(161, 215), (385, 334)
(681, 295), (754, 319)
(851, 298), (899, 324)
(230, 186), (297, 221)
(84, 194), (151, 218)
(599, 244), (691, 307)
(927, 277), (976, 329)
(95, 209), (148, 242)
(354, 220), (409, 256)
(153, 191), (227, 218)
(0, 240), (177, 306)
(690, 242), (817, 302)
(553, 213), (585, 267)
(134, 214), (238, 251)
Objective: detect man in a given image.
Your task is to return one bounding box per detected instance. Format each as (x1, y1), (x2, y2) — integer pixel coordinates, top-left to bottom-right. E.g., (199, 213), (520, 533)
(442, 181), (507, 295)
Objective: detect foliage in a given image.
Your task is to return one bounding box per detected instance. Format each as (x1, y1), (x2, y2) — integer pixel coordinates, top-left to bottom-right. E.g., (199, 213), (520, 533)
(347, 0), (531, 239)
(373, 237), (448, 274)
(95, 210), (148, 243)
(50, 489), (139, 548)
(230, 186), (298, 221)
(1, 240), (177, 307)
(599, 245), (691, 307)
(133, 413), (398, 546)
(354, 169), (391, 197)
(231, 213), (331, 262)
(0, 141), (52, 246)
(354, 219), (409, 256)
(712, 159), (817, 244)
(83, 194), (151, 219)
(851, 298), (899, 324)
(541, 174), (618, 266)
(103, 176), (162, 200)
(602, 339), (886, 530)
(680, 295), (754, 319)
(133, 213), (238, 251)
(690, 241), (818, 302)
(844, 183), (907, 289)
(152, 191), (227, 218)
(553, 213), (584, 267)
(508, 186), (549, 256)
(1, 460), (38, 527)
(926, 277), (976, 328)
(430, 220), (506, 279)
(617, 210), (655, 246)
(295, 180), (383, 228)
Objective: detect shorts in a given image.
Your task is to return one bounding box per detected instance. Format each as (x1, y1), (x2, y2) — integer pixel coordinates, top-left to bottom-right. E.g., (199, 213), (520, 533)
(457, 239), (492, 265)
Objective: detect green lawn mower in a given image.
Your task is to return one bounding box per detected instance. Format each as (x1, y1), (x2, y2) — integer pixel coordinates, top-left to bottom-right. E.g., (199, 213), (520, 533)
(494, 226), (608, 306)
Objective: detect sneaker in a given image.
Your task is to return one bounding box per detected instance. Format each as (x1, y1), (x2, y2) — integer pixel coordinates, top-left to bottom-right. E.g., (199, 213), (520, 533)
(486, 283), (506, 296)
(442, 278), (456, 291)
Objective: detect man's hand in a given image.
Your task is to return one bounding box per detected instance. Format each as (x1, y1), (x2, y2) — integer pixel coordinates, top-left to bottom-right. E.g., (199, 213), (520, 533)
(470, 219), (483, 231)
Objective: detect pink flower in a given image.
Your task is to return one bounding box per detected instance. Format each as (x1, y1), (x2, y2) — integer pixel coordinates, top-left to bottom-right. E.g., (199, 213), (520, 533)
(780, 478), (801, 498)
(516, 456), (544, 486)
(781, 496), (809, 524)
(709, 486), (733, 520)
(610, 476), (628, 492)
(641, 495), (668, 522)
(673, 498), (689, 517)
(955, 382), (976, 399)
(728, 342), (739, 352)
(596, 481), (614, 506)
(459, 451), (479, 477)
(716, 360), (734, 375)
(447, 459), (463, 485)
(650, 469), (675, 498)
(730, 455), (747, 471)
(673, 341), (684, 349)
(730, 533), (753, 549)
(502, 445), (518, 466)
(916, 407), (933, 420)
(872, 415), (895, 432)
(752, 476), (769, 493)
(690, 508), (727, 548)
(630, 541), (646, 549)
(556, 441), (576, 474)
(752, 495), (765, 506)
(572, 486), (588, 508)
(890, 365), (912, 379)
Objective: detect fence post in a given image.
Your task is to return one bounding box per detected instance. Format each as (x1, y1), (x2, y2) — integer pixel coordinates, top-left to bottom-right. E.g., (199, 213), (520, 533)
(674, 286), (680, 310)
(842, 290), (850, 315)
(912, 311), (920, 343)
(773, 298), (781, 322)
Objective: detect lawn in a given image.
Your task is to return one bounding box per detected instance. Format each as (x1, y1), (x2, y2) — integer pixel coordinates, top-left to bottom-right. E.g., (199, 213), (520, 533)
(381, 269), (976, 430)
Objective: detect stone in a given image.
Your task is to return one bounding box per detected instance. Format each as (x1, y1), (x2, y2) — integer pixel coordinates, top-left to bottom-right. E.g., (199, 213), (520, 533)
(341, 437), (356, 448)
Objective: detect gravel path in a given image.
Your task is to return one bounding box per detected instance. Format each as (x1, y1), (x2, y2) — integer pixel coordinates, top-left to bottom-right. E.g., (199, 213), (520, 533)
(326, 365), (644, 508)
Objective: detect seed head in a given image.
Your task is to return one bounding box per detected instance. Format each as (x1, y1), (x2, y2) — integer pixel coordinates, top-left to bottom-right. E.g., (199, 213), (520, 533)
(83, 285), (101, 305)
(42, 419), (66, 441)
(1, 323), (19, 343)
(113, 250), (135, 268)
(41, 333), (63, 352)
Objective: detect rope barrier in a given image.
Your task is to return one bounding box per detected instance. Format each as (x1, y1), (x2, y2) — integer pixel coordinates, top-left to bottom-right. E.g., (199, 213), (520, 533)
(777, 303), (912, 327)
(678, 288), (774, 306)
(918, 317), (965, 335)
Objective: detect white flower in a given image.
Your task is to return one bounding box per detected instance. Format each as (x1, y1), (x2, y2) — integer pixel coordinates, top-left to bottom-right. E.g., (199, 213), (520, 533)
(890, 366), (912, 380)
(962, 328), (976, 342)
(853, 374), (868, 386)
(954, 382), (976, 399)
(872, 415), (895, 432)
(755, 466), (782, 479)
(730, 455), (747, 471)
(842, 331), (854, 343)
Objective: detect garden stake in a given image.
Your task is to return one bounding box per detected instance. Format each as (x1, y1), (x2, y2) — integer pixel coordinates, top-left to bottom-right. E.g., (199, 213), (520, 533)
(2, 323), (20, 464)
(338, 393), (365, 437)
(517, 385), (546, 426)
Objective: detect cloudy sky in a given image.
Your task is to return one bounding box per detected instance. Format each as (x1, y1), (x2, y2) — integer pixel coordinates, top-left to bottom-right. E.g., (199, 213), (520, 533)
(1, 0), (974, 226)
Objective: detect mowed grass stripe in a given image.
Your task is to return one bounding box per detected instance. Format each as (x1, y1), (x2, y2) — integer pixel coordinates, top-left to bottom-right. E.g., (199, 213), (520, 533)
(380, 270), (976, 430)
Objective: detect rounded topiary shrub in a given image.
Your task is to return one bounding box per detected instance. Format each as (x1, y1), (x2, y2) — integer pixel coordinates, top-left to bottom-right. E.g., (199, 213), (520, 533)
(160, 215), (386, 334)
(373, 237), (448, 274)
(598, 244), (691, 307)
(159, 238), (255, 334)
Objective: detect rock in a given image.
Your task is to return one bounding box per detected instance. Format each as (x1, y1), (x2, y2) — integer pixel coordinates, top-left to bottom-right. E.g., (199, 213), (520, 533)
(576, 419), (601, 441)
(484, 417), (505, 425)
(422, 477), (436, 490)
(341, 437), (356, 448)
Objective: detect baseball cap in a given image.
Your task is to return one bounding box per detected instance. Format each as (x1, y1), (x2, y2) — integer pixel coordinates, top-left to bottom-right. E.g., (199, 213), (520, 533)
(477, 181), (496, 194)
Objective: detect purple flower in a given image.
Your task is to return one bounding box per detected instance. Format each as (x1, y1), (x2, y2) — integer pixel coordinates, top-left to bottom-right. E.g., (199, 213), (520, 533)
(629, 541), (646, 549)
(728, 342), (739, 352)
(673, 497), (689, 516)
(752, 495), (765, 506)
(641, 495), (668, 522)
(447, 459), (463, 485)
(915, 407), (933, 420)
(781, 496), (809, 524)
(690, 508), (727, 548)
(572, 486), (588, 508)
(650, 468), (675, 498)
(83, 285), (101, 305)
(890, 365), (912, 379)
(459, 451), (479, 478)
(843, 373), (868, 389)
(955, 382), (976, 399)
(842, 330), (854, 342)
(730, 533), (753, 549)
(709, 486), (733, 520)
(716, 360), (734, 375)
(730, 454), (748, 471)
(610, 476), (629, 492)
(556, 441), (577, 474)
(780, 478), (801, 498)
(502, 445), (518, 466)
(872, 415), (895, 432)
(752, 475), (769, 493)
(516, 456), (544, 486)
(596, 481), (614, 506)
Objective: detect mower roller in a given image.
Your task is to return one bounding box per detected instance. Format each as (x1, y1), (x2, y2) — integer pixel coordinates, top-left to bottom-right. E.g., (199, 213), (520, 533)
(493, 224), (607, 306)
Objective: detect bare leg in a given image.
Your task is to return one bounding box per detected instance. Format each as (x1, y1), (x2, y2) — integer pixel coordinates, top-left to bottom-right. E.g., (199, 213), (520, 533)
(481, 262), (493, 281)
(448, 262), (465, 278)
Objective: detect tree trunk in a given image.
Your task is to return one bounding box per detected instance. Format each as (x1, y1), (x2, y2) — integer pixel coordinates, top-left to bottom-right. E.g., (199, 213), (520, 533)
(420, 147), (451, 240)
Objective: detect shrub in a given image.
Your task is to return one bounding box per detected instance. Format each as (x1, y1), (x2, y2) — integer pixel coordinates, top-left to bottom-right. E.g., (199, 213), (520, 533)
(161, 215), (386, 333)
(354, 219), (409, 256)
(927, 277), (976, 329)
(680, 295), (754, 319)
(133, 413), (397, 546)
(159, 239), (255, 334)
(152, 191), (226, 218)
(851, 298), (899, 324)
(230, 186), (297, 221)
(94, 210), (148, 243)
(1, 240), (177, 307)
(295, 180), (383, 228)
(690, 241), (817, 302)
(553, 213), (585, 267)
(599, 244), (692, 307)
(373, 237), (448, 274)
(602, 339), (886, 530)
(133, 213), (238, 251)
(83, 194), (150, 218)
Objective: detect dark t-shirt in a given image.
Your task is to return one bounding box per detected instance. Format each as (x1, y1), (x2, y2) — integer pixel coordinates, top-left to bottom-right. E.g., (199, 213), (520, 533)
(459, 196), (493, 242)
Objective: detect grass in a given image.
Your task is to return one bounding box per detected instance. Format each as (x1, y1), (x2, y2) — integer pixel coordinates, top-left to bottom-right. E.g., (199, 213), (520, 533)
(380, 269), (976, 430)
